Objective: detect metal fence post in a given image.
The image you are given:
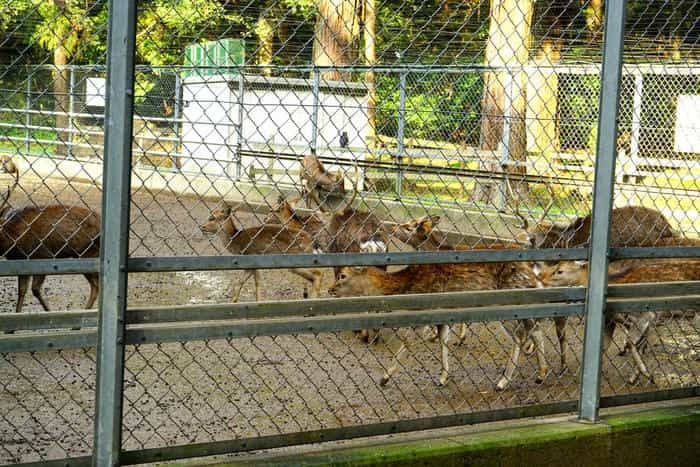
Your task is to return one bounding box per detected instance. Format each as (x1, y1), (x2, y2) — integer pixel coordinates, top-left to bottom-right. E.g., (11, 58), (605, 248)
(311, 69), (320, 154)
(236, 73), (245, 180)
(630, 72), (643, 162)
(25, 69), (31, 155)
(172, 70), (182, 171)
(498, 69), (514, 211)
(396, 71), (407, 198)
(68, 67), (76, 157)
(93, 0), (137, 465)
(578, 0), (626, 423)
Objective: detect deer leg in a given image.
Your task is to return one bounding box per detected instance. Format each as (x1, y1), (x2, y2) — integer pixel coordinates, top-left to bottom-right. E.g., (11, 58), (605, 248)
(437, 324), (450, 386)
(84, 273), (99, 309)
(554, 317), (568, 374)
(254, 270), (262, 301)
(16, 275), (31, 313)
(380, 335), (410, 387)
(458, 323), (468, 344)
(497, 336), (522, 391)
(531, 325), (548, 384)
(231, 269), (255, 303)
(31, 275), (50, 312)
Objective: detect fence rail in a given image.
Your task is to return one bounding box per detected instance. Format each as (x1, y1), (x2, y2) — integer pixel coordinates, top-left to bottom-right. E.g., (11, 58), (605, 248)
(1, 0), (699, 465)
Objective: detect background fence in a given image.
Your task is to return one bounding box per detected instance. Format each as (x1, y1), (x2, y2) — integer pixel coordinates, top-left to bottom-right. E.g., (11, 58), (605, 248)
(0, 0), (699, 466)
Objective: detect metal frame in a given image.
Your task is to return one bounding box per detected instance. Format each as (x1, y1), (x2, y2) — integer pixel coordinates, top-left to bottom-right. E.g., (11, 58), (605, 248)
(578, 0), (627, 422)
(3, 1), (700, 465)
(92, 1), (137, 465)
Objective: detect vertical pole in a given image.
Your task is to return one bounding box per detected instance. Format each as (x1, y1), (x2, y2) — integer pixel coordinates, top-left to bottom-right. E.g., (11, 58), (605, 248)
(93, 0), (136, 465)
(498, 70), (514, 211)
(25, 70), (31, 155)
(578, 0), (626, 423)
(396, 71), (407, 198)
(172, 70), (182, 171)
(311, 69), (320, 154)
(236, 73), (245, 180)
(68, 67), (76, 157)
(630, 72), (643, 161)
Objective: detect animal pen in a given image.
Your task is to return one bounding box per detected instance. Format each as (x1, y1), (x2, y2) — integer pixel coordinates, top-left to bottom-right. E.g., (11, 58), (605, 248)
(0, 0), (699, 466)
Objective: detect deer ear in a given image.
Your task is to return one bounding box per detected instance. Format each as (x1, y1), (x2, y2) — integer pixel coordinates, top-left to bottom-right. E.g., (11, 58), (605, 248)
(353, 266), (365, 273)
(429, 215), (441, 225)
(574, 260), (588, 268)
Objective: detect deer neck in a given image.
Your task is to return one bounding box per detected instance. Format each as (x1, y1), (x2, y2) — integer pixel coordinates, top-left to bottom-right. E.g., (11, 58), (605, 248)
(218, 216), (240, 246)
(368, 266), (413, 295)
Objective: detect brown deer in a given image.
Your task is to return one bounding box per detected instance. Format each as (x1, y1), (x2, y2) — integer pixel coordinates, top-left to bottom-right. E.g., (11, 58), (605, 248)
(0, 161), (101, 312)
(520, 205), (677, 249)
(200, 205), (322, 302)
(270, 192), (389, 342)
(391, 214), (568, 367)
(300, 153), (347, 212)
(328, 258), (562, 390)
(537, 259), (700, 384)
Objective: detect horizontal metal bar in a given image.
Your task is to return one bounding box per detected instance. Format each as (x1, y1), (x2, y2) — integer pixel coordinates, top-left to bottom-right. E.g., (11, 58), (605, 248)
(9, 457), (92, 467)
(0, 259), (99, 276)
(120, 400), (577, 465)
(600, 387), (700, 408)
(3, 281), (697, 333)
(0, 330), (96, 353)
(608, 295), (700, 314)
(0, 311), (97, 332)
(608, 281), (700, 298)
(610, 247), (700, 260)
(125, 303), (583, 345)
(127, 249), (588, 272)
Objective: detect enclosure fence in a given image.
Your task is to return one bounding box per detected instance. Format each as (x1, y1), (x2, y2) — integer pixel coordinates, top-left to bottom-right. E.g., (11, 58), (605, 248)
(0, 0), (699, 466)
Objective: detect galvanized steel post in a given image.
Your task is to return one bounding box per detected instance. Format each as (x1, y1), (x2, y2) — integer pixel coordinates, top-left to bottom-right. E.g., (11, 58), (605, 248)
(236, 73), (245, 180)
(93, 0), (137, 465)
(396, 71), (407, 198)
(25, 70), (31, 155)
(311, 69), (320, 154)
(578, 0), (627, 422)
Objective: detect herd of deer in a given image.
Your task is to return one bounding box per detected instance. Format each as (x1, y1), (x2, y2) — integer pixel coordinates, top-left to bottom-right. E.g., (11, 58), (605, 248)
(1, 153), (698, 391)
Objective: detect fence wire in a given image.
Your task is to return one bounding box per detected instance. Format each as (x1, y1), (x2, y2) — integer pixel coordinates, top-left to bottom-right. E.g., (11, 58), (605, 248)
(0, 0), (699, 465)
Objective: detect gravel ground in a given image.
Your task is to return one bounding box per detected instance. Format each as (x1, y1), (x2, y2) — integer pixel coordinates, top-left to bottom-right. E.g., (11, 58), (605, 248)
(1, 179), (698, 464)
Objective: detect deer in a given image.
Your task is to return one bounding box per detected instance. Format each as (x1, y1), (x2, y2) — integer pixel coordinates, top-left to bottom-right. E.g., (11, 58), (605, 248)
(0, 158), (101, 314)
(537, 259), (700, 384)
(300, 153), (348, 212)
(328, 257), (563, 390)
(391, 214), (569, 368)
(200, 204), (323, 302)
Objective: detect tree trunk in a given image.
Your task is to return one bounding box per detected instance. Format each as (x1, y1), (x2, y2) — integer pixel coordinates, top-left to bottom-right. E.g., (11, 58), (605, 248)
(53, 43), (70, 157)
(472, 0), (534, 205)
(527, 40), (560, 156)
(363, 0), (376, 147)
(313, 0), (361, 81)
(255, 11), (274, 76)
(585, 0), (604, 43)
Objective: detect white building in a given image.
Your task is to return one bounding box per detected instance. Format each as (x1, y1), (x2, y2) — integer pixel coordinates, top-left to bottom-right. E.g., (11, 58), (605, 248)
(180, 74), (370, 185)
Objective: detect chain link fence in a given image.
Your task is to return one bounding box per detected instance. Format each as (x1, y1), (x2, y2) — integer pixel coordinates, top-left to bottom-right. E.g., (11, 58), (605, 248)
(0, 0), (699, 465)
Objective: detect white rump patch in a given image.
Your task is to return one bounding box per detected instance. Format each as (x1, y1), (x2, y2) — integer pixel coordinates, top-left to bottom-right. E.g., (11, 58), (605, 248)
(359, 240), (387, 253)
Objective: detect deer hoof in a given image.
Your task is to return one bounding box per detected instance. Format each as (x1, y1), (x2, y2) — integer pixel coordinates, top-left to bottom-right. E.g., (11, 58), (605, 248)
(438, 373), (449, 387)
(379, 375), (390, 387)
(495, 377), (509, 391)
(523, 341), (536, 356)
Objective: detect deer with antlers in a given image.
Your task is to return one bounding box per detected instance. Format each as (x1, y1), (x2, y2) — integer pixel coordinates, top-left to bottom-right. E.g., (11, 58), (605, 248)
(0, 157), (101, 314)
(201, 204), (323, 302)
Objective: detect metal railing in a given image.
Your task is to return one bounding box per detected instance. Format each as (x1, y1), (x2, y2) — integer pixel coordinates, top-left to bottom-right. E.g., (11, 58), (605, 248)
(0, 0), (699, 466)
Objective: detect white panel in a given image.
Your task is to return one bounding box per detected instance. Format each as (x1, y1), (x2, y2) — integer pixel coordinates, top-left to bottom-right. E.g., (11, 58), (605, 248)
(675, 95), (700, 153)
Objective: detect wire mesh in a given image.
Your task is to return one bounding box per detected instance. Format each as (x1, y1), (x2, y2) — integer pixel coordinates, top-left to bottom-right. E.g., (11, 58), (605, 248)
(0, 0), (698, 465)
(0, 348), (96, 464)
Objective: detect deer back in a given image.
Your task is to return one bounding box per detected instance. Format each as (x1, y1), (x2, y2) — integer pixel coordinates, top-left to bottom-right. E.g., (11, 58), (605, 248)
(0, 205), (100, 259)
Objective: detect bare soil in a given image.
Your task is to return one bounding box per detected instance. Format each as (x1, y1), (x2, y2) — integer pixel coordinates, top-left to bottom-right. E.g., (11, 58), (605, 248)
(1, 180), (698, 464)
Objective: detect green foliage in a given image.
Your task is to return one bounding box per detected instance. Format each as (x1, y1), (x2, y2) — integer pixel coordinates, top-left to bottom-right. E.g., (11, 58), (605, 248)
(376, 72), (483, 144)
